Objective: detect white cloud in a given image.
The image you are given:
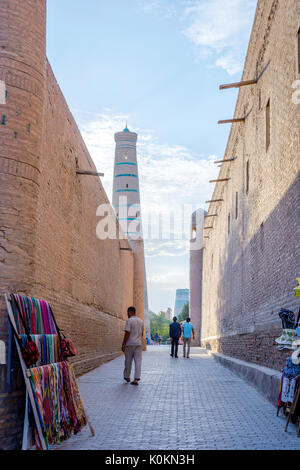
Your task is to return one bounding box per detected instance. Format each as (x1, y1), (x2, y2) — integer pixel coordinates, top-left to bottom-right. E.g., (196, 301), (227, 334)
(147, 269), (189, 291)
(78, 110), (219, 258)
(182, 0), (257, 75)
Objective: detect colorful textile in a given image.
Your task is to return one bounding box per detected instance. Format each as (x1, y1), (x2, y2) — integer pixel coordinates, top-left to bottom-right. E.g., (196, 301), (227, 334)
(21, 334), (62, 366)
(30, 362), (86, 449)
(283, 357), (300, 379)
(275, 329), (298, 349)
(11, 294), (57, 335)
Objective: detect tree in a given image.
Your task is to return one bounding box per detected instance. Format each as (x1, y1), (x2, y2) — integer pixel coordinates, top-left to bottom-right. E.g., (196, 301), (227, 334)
(178, 302), (189, 323)
(150, 311), (170, 341)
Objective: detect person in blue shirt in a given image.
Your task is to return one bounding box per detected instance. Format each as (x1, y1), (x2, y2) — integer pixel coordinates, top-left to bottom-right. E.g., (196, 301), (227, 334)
(182, 318), (195, 358)
(169, 317), (182, 358)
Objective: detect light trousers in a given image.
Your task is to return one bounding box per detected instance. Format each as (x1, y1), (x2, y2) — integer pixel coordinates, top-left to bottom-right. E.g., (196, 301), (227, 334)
(183, 337), (191, 357)
(124, 345), (142, 379)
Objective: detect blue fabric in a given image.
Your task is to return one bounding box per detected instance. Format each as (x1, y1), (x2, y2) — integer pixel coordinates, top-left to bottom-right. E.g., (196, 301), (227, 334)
(283, 357), (300, 379)
(169, 322), (181, 339)
(182, 322), (194, 338)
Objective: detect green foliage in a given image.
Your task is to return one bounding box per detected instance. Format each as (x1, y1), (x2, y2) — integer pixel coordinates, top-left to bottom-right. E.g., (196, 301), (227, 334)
(178, 302), (189, 323)
(150, 311), (170, 341)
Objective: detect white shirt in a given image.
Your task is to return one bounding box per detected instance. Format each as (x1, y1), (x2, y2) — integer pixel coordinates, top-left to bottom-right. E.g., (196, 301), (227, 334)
(125, 316), (144, 346)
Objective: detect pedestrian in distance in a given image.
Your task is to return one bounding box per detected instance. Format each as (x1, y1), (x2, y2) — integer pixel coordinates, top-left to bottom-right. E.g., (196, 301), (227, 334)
(169, 316), (182, 358)
(182, 318), (195, 358)
(122, 306), (144, 385)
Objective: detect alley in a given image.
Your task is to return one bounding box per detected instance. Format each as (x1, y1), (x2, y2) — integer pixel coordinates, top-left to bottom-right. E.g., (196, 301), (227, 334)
(56, 346), (300, 450)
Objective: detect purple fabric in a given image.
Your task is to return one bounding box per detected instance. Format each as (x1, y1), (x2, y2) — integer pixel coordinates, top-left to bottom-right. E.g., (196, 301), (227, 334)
(46, 302), (56, 334)
(40, 300), (50, 334)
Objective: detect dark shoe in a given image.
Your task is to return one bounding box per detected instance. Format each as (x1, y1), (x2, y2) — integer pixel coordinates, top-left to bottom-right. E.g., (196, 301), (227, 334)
(124, 378), (130, 383)
(175, 355), (178, 358)
(131, 380), (139, 386)
(170, 354), (173, 357)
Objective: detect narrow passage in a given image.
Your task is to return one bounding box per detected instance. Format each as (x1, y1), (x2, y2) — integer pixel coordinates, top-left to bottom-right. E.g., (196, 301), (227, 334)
(56, 346), (300, 450)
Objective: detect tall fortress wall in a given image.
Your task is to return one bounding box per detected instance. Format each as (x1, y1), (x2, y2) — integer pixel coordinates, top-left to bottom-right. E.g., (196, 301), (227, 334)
(201, 0), (300, 370)
(0, 0), (138, 449)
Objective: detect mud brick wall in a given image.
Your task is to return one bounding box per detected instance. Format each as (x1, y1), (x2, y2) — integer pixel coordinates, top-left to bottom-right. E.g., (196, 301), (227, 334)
(201, 0), (300, 371)
(0, 0), (136, 449)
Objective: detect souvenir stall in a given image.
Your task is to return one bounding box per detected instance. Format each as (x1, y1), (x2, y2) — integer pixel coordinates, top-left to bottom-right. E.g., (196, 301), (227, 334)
(5, 293), (94, 450)
(276, 279), (300, 437)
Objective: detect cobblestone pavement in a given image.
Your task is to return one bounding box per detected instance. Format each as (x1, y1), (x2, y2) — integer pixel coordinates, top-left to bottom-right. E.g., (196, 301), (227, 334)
(56, 346), (300, 450)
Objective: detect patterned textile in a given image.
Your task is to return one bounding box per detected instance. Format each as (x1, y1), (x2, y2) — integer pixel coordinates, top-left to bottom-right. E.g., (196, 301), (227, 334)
(30, 362), (86, 449)
(21, 334), (62, 366)
(11, 294), (57, 335)
(275, 329), (298, 348)
(283, 357), (300, 380)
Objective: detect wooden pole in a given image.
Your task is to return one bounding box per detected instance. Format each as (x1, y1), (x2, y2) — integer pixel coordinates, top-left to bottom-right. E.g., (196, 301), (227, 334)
(76, 170), (104, 177)
(205, 199), (224, 203)
(204, 227), (213, 230)
(219, 79), (257, 90)
(209, 178), (230, 183)
(205, 214), (218, 218)
(214, 158), (237, 164)
(218, 118), (245, 124)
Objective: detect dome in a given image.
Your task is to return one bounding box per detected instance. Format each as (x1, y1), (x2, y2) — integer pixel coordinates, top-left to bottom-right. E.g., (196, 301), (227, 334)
(123, 123), (130, 132)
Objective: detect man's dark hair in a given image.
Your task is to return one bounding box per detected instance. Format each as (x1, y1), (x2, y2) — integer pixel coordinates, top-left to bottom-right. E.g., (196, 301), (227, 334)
(128, 306), (136, 314)
(173, 316), (177, 322)
(186, 317), (191, 322)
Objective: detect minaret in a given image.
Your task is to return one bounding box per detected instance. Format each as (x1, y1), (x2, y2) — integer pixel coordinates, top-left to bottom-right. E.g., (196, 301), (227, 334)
(112, 125), (150, 340)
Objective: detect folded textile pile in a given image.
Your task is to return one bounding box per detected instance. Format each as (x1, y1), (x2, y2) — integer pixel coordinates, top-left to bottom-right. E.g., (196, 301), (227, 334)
(30, 361), (87, 449)
(275, 329), (298, 349)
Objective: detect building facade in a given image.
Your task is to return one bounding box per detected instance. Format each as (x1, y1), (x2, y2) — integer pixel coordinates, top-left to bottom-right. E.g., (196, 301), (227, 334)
(200, 0), (300, 370)
(0, 0), (140, 449)
(189, 209), (206, 346)
(174, 289), (189, 317)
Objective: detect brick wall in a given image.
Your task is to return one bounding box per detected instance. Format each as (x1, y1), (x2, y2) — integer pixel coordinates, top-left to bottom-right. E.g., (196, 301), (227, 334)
(0, 0), (137, 449)
(201, 0), (300, 371)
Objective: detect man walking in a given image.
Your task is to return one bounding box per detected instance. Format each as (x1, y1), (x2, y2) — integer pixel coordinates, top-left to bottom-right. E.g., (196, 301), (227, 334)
(182, 318), (195, 358)
(169, 316), (182, 358)
(122, 306), (144, 385)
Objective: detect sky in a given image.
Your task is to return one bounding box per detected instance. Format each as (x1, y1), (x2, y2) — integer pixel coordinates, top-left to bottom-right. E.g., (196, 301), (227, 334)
(46, 0), (257, 314)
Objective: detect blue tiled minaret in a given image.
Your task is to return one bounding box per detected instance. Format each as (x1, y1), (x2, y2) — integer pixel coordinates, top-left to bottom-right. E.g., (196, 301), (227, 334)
(112, 125), (150, 340)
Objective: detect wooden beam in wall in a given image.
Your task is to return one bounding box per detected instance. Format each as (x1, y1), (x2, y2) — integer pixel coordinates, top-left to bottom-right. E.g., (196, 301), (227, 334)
(218, 118), (245, 124)
(214, 158), (237, 164)
(204, 227), (213, 230)
(219, 79), (257, 90)
(205, 199), (224, 203)
(205, 214), (218, 218)
(76, 170), (104, 176)
(209, 178), (231, 183)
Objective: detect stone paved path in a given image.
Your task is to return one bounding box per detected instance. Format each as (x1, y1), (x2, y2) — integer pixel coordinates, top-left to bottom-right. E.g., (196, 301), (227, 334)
(56, 346), (300, 450)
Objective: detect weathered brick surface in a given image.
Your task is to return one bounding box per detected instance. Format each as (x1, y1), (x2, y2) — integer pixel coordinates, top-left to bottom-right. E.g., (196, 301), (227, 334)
(0, 0), (138, 449)
(201, 0), (300, 371)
